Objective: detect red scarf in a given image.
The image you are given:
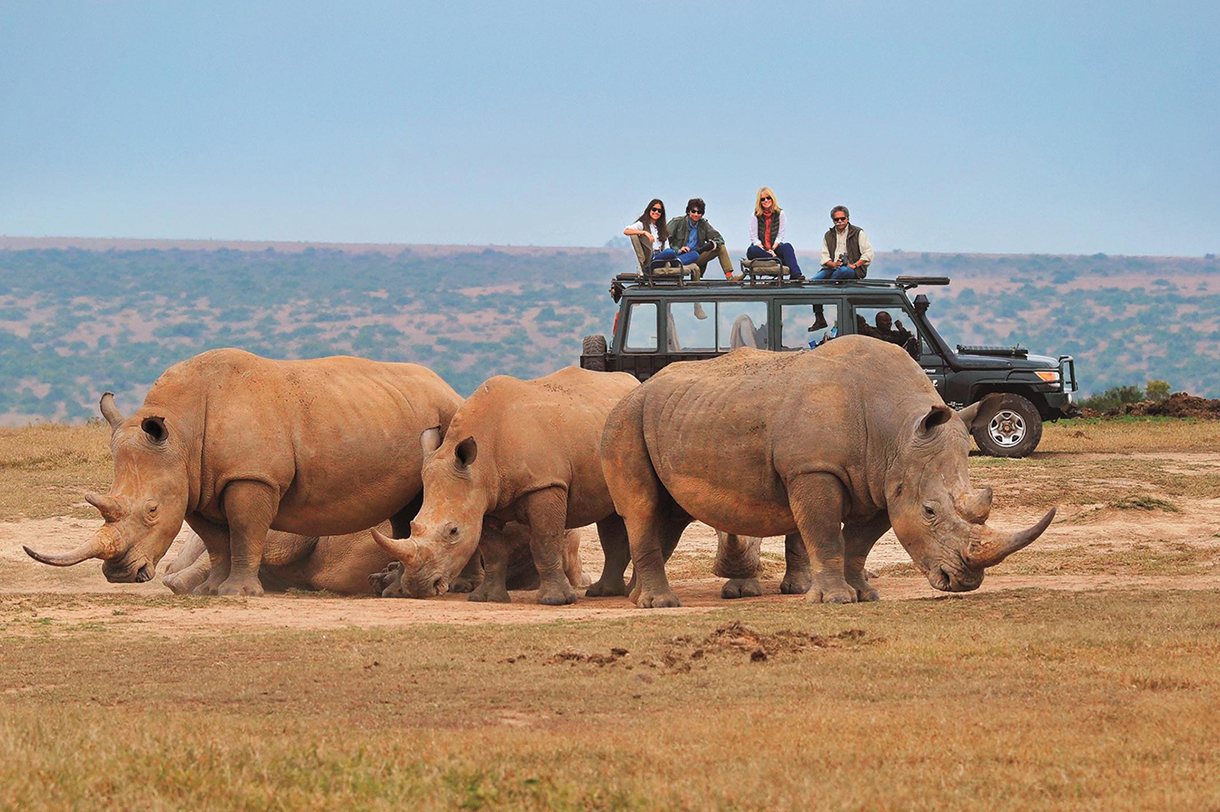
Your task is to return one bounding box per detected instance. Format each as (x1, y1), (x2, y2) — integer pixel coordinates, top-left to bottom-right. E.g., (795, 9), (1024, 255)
(762, 212), (773, 251)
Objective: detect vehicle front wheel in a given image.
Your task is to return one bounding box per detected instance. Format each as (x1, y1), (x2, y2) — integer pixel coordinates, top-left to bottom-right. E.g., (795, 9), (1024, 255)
(971, 393), (1043, 458)
(581, 334), (607, 372)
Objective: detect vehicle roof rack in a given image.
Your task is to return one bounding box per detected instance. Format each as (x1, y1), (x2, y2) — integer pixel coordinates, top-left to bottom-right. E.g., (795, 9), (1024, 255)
(957, 344), (1028, 358)
(894, 276), (950, 289)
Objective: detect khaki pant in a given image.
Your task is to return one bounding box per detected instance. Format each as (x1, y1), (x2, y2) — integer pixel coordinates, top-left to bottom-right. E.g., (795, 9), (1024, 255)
(692, 243), (734, 279)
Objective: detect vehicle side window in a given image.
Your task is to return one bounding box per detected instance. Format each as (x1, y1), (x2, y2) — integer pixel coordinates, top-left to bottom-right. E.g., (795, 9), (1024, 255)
(781, 303), (837, 350)
(854, 305), (921, 359)
(624, 302), (658, 351)
(718, 301), (768, 350)
(667, 302), (715, 352)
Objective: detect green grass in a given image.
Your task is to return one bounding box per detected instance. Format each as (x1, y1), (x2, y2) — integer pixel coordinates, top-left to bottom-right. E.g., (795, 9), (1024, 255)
(3, 590), (1220, 809)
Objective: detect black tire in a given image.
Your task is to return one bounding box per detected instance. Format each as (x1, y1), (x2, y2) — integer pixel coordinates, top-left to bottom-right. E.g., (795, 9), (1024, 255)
(581, 334), (607, 372)
(971, 393), (1043, 458)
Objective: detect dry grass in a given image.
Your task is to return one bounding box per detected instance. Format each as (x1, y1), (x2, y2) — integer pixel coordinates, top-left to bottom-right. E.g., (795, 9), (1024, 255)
(2, 590), (1220, 809)
(0, 423), (112, 520)
(1040, 417), (1220, 453)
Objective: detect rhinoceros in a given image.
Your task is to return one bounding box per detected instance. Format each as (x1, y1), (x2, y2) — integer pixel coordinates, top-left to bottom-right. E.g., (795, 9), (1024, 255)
(600, 337), (1056, 608)
(162, 521), (569, 596)
(371, 366), (639, 604)
(24, 349), (462, 596)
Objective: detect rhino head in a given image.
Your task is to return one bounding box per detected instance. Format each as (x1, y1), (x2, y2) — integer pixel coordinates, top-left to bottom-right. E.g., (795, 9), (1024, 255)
(25, 393), (189, 583)
(371, 426), (494, 598)
(885, 394), (1055, 592)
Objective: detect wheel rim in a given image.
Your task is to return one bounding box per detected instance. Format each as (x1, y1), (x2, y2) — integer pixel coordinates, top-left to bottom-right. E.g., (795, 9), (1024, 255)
(987, 409), (1026, 448)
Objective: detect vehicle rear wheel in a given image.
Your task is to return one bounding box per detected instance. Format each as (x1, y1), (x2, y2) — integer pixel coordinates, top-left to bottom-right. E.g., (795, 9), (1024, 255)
(581, 334), (607, 372)
(971, 393), (1043, 458)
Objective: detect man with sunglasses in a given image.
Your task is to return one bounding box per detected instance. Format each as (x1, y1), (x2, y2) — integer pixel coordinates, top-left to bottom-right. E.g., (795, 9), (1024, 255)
(666, 198), (735, 281)
(816, 205), (873, 281)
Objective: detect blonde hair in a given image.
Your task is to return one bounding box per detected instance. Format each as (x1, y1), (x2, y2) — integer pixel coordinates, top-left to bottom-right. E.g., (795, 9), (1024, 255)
(754, 186), (781, 217)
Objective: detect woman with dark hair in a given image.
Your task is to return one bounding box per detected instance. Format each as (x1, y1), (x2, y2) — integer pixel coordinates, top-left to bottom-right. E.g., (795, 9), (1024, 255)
(746, 186), (804, 280)
(624, 199), (683, 269)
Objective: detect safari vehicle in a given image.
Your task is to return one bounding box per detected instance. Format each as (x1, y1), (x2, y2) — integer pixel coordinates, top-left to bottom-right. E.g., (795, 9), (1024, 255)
(579, 272), (1078, 457)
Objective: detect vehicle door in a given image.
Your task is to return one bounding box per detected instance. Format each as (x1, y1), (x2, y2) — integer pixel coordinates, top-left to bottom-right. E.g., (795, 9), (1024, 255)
(665, 296), (772, 360)
(847, 297), (948, 396)
(775, 294), (844, 351)
(617, 300), (664, 380)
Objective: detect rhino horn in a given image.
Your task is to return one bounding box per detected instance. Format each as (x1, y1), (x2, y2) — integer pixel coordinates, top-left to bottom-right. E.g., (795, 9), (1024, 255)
(85, 493), (127, 523)
(24, 534), (111, 567)
(956, 487), (994, 524)
(371, 527), (418, 564)
(965, 507), (1056, 569)
(99, 393), (123, 430)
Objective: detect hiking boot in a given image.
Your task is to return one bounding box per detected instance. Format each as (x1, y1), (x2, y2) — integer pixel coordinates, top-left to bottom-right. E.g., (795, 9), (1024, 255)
(808, 315), (828, 332)
(694, 303), (708, 320)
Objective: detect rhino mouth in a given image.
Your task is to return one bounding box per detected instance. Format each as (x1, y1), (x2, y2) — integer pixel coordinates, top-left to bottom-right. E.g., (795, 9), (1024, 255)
(102, 559), (154, 584)
(928, 563), (982, 593)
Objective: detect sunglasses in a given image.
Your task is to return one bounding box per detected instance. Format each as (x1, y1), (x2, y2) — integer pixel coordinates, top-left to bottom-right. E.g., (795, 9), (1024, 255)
(688, 209), (704, 215)
(650, 207), (662, 213)
(761, 196), (772, 202)
(833, 216), (848, 222)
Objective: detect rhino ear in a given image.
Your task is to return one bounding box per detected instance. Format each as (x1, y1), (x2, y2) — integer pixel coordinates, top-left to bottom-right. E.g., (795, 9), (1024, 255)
(420, 427), (443, 456)
(141, 416), (168, 445)
(957, 393), (1003, 433)
(915, 405), (954, 439)
(454, 436), (477, 469)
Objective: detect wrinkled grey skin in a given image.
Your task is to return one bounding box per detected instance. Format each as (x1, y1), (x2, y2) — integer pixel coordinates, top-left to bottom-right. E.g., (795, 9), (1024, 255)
(601, 337), (1056, 608)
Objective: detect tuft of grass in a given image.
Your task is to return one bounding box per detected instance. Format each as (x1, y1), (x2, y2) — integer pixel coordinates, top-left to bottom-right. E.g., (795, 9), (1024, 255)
(1110, 495), (1181, 512)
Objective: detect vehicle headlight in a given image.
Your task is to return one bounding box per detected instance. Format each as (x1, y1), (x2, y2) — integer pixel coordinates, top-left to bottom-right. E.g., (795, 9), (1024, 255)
(1035, 370), (1060, 383)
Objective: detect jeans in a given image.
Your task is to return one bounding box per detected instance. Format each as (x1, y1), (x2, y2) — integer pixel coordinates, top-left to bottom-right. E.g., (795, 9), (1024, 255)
(747, 243), (803, 277)
(814, 265), (858, 281)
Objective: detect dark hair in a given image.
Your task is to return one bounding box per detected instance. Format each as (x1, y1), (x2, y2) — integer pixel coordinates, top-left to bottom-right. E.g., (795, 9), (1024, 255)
(638, 198), (668, 243)
(686, 198), (706, 214)
(831, 205), (850, 220)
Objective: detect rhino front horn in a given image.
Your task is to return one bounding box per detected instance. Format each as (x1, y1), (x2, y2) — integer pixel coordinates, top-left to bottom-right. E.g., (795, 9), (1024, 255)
(85, 493), (126, 523)
(965, 507), (1057, 569)
(370, 527), (419, 564)
(99, 393), (123, 430)
(24, 536), (110, 567)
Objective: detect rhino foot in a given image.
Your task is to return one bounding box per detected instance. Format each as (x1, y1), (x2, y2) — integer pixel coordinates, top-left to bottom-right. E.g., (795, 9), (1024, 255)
(635, 589), (681, 609)
(163, 572), (193, 595)
(537, 580), (577, 606)
(192, 569), (229, 596)
(218, 576), (265, 598)
(806, 574), (857, 605)
(585, 577), (628, 598)
(368, 563), (402, 596)
(450, 577), (479, 594)
(780, 572), (813, 595)
(721, 578), (763, 599)
(468, 584), (511, 603)
(847, 574), (880, 602)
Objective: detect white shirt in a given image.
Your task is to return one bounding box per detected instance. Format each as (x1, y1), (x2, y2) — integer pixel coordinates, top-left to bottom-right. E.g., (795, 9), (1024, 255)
(628, 220), (663, 251)
(748, 209), (787, 248)
(821, 225), (874, 266)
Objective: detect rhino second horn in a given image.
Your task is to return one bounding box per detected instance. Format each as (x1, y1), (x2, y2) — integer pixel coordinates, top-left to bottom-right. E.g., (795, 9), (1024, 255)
(965, 507), (1057, 569)
(24, 535), (110, 567)
(99, 393), (123, 430)
(371, 527), (419, 564)
(957, 487), (994, 524)
(85, 493), (126, 523)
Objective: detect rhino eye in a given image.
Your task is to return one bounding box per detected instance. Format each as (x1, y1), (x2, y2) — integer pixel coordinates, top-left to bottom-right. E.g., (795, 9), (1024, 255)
(922, 504), (936, 518)
(447, 526), (460, 540)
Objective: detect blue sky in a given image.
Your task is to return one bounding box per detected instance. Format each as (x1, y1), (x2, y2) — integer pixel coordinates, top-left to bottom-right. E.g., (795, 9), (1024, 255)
(1, 2), (1216, 255)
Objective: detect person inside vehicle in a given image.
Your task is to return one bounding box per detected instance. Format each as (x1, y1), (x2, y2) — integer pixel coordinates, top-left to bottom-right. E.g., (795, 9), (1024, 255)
(623, 199), (677, 271)
(667, 198), (735, 280)
(746, 187), (804, 281)
(809, 205), (875, 331)
(874, 311), (912, 347)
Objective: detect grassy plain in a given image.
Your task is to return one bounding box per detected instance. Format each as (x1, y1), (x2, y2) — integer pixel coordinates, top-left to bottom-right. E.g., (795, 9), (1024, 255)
(2, 419), (1219, 809)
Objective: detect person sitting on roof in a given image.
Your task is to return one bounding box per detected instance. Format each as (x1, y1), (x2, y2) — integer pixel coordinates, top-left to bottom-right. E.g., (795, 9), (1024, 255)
(745, 187), (805, 281)
(624, 198), (679, 271)
(667, 198), (735, 280)
(816, 205), (873, 280)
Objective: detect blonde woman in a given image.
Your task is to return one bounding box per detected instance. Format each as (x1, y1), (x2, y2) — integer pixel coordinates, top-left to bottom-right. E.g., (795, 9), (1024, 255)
(746, 186), (804, 280)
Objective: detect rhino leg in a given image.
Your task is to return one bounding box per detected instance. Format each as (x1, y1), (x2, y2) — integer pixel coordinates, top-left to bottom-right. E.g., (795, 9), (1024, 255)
(563, 529), (586, 588)
(163, 551), (211, 594)
(451, 551), (485, 594)
(788, 473), (856, 604)
(468, 526), (511, 603)
(186, 513), (232, 595)
(164, 532), (207, 576)
(713, 531), (763, 599)
(780, 532), (813, 595)
(586, 515), (631, 597)
(214, 480), (278, 598)
(524, 487), (577, 606)
(843, 513), (890, 602)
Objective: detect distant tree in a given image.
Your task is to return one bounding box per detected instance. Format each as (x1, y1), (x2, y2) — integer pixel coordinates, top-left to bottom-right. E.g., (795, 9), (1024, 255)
(1145, 380), (1170, 401)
